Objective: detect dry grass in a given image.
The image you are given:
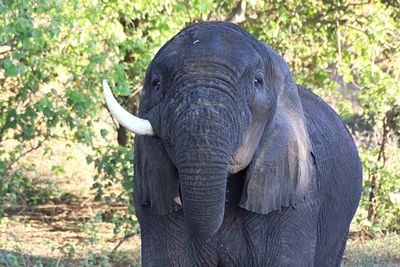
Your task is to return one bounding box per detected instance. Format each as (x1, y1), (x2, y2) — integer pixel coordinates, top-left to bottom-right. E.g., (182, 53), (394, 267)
(1, 197), (400, 267)
(0, 197), (141, 267)
(2, 199), (399, 267)
(343, 235), (400, 267)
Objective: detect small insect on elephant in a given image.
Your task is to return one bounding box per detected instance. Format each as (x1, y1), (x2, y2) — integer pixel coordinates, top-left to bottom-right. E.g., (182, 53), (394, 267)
(103, 22), (362, 267)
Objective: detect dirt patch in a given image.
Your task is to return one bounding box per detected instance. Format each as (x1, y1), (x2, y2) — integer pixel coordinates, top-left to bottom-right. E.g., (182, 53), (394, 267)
(0, 196), (141, 266)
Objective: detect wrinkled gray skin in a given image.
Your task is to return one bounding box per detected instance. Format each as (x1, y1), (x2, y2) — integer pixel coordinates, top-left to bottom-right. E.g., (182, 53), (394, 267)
(133, 22), (362, 267)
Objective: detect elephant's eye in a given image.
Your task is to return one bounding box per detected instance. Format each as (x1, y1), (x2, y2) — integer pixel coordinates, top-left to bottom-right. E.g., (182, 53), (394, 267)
(152, 78), (161, 89)
(254, 77), (263, 87)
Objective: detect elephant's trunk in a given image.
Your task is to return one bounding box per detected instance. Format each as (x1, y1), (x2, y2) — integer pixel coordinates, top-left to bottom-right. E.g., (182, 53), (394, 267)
(170, 91), (237, 236)
(178, 146), (229, 236)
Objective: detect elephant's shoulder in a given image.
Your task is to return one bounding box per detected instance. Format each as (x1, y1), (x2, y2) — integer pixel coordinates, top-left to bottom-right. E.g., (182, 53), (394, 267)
(297, 85), (351, 142)
(297, 85), (342, 128)
(297, 84), (362, 185)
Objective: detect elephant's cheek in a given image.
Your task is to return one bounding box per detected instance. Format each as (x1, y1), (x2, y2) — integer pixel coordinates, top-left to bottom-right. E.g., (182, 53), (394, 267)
(228, 118), (267, 174)
(228, 149), (252, 174)
(228, 136), (261, 174)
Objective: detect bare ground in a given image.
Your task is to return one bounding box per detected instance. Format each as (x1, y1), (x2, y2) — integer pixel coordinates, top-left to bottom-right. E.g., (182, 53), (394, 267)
(0, 196), (141, 266)
(1, 197), (400, 267)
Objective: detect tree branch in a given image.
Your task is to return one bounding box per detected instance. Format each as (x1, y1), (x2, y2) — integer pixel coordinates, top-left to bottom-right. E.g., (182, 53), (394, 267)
(302, 1), (370, 27)
(225, 0), (247, 24)
(110, 224), (136, 258)
(0, 45), (12, 55)
(1, 142), (43, 177)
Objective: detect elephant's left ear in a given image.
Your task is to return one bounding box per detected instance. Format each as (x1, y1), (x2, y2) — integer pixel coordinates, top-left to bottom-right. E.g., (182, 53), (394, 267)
(134, 136), (181, 215)
(239, 47), (315, 215)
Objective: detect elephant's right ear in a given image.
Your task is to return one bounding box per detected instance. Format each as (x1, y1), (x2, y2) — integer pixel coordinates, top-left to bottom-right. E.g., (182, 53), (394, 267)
(134, 135), (181, 215)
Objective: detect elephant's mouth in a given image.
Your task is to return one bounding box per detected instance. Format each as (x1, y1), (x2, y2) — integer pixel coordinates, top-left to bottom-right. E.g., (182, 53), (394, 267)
(173, 165), (247, 217)
(174, 193), (182, 206)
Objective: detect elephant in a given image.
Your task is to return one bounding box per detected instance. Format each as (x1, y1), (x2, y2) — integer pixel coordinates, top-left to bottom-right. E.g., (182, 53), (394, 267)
(103, 22), (362, 267)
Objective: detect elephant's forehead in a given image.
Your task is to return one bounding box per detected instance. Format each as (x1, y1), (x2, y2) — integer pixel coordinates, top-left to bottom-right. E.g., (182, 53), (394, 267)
(160, 26), (259, 70)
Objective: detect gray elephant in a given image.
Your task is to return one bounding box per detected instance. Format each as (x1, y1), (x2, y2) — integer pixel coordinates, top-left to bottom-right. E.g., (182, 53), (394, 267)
(104, 22), (362, 267)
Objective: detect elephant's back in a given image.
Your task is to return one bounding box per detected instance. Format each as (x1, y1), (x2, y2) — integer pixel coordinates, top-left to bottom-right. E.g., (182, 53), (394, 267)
(298, 85), (362, 265)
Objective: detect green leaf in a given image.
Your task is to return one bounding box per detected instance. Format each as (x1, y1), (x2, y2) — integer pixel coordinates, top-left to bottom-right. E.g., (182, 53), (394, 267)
(3, 58), (17, 77)
(51, 165), (65, 174)
(86, 155), (93, 164)
(100, 129), (108, 138)
(0, 161), (7, 172)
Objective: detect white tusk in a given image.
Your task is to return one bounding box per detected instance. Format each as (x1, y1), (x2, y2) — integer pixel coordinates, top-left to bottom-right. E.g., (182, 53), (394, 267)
(103, 80), (154, 136)
(174, 196), (182, 206)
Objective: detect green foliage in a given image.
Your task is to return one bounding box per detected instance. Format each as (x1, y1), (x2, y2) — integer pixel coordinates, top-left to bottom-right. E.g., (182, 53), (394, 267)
(1, 0), (399, 240)
(0, 171), (62, 212)
(0, 0), (122, 226)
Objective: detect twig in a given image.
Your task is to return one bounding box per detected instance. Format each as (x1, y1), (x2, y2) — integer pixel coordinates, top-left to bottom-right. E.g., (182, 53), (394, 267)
(337, 20), (342, 65)
(344, 23), (367, 34)
(0, 45), (12, 54)
(131, 87), (142, 97)
(184, 0), (193, 22)
(303, 1), (370, 27)
(225, 0), (247, 24)
(80, 197), (91, 207)
(367, 116), (389, 222)
(17, 199), (28, 215)
(110, 231), (135, 257)
(1, 142), (42, 177)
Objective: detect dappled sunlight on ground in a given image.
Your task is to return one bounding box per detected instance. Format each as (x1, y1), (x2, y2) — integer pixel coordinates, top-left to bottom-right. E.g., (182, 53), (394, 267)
(1, 196), (400, 266)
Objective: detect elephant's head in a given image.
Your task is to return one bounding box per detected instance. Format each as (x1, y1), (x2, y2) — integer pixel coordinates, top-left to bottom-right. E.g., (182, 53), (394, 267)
(104, 22), (313, 237)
